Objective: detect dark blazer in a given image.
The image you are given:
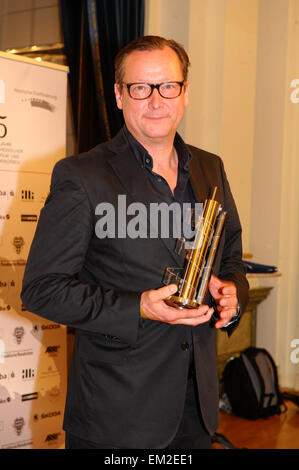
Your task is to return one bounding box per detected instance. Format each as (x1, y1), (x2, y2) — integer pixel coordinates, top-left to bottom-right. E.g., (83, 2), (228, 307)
(21, 128), (248, 448)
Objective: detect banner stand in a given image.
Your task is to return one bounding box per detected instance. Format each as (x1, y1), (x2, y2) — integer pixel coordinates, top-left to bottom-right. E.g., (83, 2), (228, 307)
(0, 51), (68, 449)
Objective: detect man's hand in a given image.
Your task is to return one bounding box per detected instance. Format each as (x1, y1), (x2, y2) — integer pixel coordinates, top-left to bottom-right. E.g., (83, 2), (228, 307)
(140, 284), (214, 326)
(208, 275), (239, 328)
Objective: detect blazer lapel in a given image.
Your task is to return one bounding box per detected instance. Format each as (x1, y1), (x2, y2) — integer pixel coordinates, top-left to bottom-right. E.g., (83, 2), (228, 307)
(106, 130), (157, 207)
(188, 148), (221, 204)
(188, 152), (208, 203)
(106, 130), (182, 267)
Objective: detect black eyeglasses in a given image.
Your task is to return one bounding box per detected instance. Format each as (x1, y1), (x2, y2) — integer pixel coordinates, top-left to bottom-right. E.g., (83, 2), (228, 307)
(124, 81), (185, 100)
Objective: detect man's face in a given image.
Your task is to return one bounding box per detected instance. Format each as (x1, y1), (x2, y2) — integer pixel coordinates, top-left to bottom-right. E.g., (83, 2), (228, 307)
(114, 46), (189, 147)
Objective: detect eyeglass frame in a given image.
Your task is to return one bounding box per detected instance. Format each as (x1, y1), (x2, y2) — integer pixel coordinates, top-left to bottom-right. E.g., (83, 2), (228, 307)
(123, 81), (185, 100)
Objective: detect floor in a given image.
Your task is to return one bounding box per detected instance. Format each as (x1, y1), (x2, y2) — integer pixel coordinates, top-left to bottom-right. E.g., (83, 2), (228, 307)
(212, 398), (299, 449)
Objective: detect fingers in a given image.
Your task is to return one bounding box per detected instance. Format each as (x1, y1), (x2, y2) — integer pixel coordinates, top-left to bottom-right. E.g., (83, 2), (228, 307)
(141, 276), (240, 328)
(140, 285), (214, 326)
(221, 285), (237, 296)
(159, 300), (214, 325)
(209, 275), (238, 327)
(166, 304), (214, 325)
(169, 306), (214, 326)
(214, 295), (238, 327)
(214, 308), (237, 328)
(218, 295), (238, 309)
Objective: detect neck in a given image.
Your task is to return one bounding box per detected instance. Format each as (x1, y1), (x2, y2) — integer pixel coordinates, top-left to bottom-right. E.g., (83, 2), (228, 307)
(140, 137), (178, 170)
(136, 134), (179, 194)
(125, 126), (178, 171)
(152, 145), (178, 173)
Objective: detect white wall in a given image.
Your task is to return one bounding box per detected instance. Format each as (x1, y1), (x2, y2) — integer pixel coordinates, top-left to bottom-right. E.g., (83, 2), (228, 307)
(146, 0), (258, 254)
(145, 0), (299, 388)
(145, 0), (190, 137)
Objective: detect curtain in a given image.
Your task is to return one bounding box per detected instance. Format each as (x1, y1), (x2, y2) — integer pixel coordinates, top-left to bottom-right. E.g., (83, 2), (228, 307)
(60, 0), (144, 153)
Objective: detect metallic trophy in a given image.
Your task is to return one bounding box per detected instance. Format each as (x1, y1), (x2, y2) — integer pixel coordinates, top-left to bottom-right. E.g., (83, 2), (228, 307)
(163, 187), (227, 309)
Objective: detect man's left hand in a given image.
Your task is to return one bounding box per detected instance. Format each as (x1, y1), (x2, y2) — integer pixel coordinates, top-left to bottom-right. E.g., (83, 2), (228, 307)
(208, 275), (238, 329)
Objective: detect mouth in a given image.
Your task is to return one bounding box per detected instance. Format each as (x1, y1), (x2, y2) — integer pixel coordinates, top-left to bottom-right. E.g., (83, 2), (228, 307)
(144, 115), (168, 120)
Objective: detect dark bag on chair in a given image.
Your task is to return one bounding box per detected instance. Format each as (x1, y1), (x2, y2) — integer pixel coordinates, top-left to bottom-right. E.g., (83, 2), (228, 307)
(222, 347), (286, 420)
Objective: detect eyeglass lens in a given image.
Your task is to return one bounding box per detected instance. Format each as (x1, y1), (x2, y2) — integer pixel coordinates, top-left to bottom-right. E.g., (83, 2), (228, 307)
(128, 82), (183, 99)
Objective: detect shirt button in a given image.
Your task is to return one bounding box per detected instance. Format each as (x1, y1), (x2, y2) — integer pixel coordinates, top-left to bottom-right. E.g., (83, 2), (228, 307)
(145, 158), (151, 164)
(157, 177), (162, 182)
(181, 342), (190, 351)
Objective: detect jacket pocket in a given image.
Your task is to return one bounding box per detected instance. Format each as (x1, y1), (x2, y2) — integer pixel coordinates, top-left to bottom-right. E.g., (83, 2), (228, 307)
(78, 331), (131, 365)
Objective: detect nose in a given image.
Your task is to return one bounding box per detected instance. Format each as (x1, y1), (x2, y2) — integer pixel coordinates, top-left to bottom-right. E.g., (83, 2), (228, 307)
(148, 87), (163, 108)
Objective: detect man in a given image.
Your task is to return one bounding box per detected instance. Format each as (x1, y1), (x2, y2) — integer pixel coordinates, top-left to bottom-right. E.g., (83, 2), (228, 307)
(21, 36), (248, 449)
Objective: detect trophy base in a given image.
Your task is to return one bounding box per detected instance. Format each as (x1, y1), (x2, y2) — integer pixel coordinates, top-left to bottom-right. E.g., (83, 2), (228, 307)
(165, 295), (199, 310)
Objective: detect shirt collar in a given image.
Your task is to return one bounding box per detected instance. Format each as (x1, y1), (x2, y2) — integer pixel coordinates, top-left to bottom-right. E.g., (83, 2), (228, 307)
(122, 125), (192, 172)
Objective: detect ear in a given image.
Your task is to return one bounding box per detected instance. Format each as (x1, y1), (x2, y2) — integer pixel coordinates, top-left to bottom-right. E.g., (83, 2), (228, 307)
(114, 83), (123, 110)
(183, 80), (190, 108)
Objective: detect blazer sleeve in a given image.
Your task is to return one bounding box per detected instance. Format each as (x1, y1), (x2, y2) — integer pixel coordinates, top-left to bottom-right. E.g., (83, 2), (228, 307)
(21, 158), (141, 346)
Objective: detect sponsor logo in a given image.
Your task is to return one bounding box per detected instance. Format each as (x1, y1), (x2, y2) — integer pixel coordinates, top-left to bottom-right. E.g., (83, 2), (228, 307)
(34, 410), (61, 421)
(4, 348), (33, 359)
(21, 214), (38, 222)
(0, 190), (14, 198)
(1, 439), (32, 449)
(30, 98), (55, 112)
(13, 326), (25, 345)
(32, 323), (61, 333)
(41, 411), (61, 419)
(12, 236), (25, 254)
(41, 324), (61, 330)
(0, 305), (11, 312)
(0, 213), (10, 220)
(22, 368), (35, 380)
(45, 345), (61, 356)
(21, 189), (34, 201)
(0, 259), (26, 267)
(0, 396), (11, 404)
(0, 371), (15, 380)
(13, 417), (25, 436)
(21, 392), (38, 402)
(45, 432), (61, 443)
(0, 280), (16, 288)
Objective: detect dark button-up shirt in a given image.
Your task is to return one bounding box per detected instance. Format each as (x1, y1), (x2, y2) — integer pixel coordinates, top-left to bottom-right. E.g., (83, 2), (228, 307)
(123, 126), (197, 237)
(123, 125), (197, 364)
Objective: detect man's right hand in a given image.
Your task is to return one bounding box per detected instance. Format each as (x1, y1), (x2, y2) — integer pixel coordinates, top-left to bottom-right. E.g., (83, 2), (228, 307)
(140, 284), (214, 326)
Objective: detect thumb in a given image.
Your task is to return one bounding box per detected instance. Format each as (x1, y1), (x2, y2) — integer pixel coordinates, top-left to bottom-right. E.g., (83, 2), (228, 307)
(152, 284), (178, 301)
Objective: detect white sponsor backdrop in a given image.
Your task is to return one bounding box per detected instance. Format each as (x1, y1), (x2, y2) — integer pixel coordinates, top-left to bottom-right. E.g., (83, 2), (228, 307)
(0, 51), (68, 449)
